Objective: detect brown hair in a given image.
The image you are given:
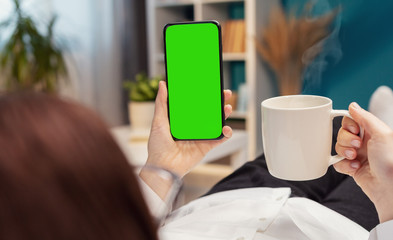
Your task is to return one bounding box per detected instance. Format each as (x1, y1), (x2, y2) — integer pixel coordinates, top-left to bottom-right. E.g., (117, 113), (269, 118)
(0, 92), (158, 240)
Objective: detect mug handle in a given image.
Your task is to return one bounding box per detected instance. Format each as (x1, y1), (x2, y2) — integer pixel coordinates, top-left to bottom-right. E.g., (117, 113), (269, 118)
(329, 110), (364, 165)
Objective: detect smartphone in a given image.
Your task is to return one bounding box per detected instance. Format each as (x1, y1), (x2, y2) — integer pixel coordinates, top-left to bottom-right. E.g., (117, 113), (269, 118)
(164, 21), (224, 140)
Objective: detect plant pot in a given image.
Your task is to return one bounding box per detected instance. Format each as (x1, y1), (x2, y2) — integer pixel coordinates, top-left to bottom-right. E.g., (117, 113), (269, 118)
(128, 101), (155, 130)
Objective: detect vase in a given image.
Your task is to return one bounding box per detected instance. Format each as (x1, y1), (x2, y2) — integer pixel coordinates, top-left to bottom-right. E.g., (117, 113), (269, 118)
(128, 101), (155, 130)
(276, 63), (303, 96)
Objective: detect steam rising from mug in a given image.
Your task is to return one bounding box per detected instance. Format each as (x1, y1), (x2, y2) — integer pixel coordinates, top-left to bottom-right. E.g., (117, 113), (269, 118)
(303, 0), (342, 92)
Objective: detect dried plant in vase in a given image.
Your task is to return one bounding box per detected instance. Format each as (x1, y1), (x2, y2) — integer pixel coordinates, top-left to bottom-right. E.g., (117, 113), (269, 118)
(255, 4), (338, 95)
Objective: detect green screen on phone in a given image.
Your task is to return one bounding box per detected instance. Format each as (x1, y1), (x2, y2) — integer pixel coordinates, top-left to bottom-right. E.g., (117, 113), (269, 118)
(164, 21), (224, 140)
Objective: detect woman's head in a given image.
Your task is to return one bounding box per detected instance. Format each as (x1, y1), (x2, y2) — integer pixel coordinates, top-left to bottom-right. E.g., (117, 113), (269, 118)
(0, 92), (158, 240)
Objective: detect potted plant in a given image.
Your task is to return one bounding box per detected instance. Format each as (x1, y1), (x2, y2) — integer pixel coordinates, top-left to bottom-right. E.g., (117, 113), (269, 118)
(123, 72), (161, 130)
(0, 0), (67, 93)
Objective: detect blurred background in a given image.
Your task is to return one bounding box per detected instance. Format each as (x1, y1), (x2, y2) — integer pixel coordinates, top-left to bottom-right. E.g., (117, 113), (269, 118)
(1, 0), (393, 204)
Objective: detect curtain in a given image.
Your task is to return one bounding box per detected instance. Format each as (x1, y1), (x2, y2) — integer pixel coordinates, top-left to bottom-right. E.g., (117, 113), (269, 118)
(53, 0), (123, 126)
(117, 0), (148, 123)
(1, 0), (148, 126)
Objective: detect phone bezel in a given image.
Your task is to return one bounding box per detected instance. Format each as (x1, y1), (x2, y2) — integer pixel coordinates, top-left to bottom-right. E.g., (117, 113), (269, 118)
(163, 20), (225, 141)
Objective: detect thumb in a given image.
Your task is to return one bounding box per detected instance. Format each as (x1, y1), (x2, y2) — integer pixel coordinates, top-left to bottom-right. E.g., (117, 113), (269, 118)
(349, 102), (391, 136)
(152, 81), (169, 124)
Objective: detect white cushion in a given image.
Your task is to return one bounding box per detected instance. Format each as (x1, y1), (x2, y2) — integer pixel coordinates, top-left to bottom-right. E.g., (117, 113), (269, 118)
(369, 86), (393, 130)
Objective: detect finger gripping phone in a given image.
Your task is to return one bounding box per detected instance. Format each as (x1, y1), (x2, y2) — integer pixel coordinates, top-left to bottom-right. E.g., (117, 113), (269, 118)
(164, 21), (225, 140)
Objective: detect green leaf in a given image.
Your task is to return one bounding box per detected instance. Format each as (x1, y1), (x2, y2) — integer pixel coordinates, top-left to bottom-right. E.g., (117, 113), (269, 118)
(0, 19), (13, 29)
(130, 86), (146, 101)
(123, 73), (162, 101)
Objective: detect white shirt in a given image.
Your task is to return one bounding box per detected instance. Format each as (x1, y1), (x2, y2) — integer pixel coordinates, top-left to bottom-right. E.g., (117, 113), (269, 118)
(140, 182), (392, 240)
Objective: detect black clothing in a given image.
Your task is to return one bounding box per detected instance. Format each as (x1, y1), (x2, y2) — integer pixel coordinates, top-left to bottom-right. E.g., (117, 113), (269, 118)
(206, 117), (379, 231)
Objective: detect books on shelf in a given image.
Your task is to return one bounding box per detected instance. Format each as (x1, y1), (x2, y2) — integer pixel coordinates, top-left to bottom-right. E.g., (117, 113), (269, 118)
(225, 89), (247, 117)
(226, 62), (246, 113)
(230, 61), (245, 92)
(221, 19), (245, 53)
(237, 83), (248, 113)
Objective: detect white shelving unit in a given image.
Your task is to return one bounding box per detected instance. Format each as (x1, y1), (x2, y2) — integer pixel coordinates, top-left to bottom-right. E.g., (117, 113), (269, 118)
(146, 0), (279, 159)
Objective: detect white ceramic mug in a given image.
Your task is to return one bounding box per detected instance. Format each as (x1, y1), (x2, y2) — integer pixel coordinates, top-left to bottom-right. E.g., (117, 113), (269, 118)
(261, 95), (354, 181)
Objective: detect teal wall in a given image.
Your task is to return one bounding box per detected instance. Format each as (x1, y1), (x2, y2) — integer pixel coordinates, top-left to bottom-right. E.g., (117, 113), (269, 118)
(282, 0), (393, 110)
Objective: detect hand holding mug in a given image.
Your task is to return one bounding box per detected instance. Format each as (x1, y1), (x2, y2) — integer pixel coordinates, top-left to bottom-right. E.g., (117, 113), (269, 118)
(334, 102), (393, 223)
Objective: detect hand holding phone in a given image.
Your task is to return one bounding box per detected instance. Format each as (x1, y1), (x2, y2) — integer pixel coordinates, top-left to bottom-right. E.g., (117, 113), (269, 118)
(146, 81), (233, 178)
(164, 21), (225, 140)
